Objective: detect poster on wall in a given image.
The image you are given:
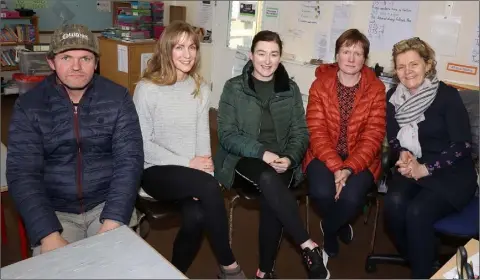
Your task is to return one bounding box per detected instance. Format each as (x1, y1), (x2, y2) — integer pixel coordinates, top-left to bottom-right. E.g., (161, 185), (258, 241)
(367, 1), (419, 51)
(238, 2), (257, 22)
(471, 25), (479, 65)
(428, 16), (461, 57)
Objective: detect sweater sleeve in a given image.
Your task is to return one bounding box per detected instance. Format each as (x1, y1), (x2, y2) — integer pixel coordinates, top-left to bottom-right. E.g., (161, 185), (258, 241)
(133, 82), (190, 167)
(423, 88), (473, 174)
(196, 84), (212, 157)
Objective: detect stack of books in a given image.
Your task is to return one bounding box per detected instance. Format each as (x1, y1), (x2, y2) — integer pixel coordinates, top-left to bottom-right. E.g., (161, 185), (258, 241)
(0, 24), (35, 43)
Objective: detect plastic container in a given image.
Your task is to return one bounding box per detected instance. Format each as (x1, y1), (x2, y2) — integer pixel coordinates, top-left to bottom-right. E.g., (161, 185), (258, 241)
(12, 73), (47, 94)
(18, 51), (52, 75)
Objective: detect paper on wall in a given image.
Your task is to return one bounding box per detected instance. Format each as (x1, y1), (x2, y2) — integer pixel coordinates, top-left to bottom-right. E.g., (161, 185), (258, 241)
(140, 53), (153, 76)
(117, 45), (128, 73)
(428, 16), (461, 57)
(314, 31), (328, 60)
(232, 46), (249, 78)
(471, 25), (479, 65)
(262, 3), (280, 33)
(195, 1), (212, 31)
(328, 3), (351, 60)
(297, 1), (322, 25)
(238, 2), (257, 22)
(367, 1), (419, 51)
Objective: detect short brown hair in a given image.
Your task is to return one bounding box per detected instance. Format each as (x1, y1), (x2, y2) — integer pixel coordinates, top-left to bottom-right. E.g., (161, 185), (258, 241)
(335, 29), (370, 60)
(392, 37), (437, 81)
(251, 30), (283, 55)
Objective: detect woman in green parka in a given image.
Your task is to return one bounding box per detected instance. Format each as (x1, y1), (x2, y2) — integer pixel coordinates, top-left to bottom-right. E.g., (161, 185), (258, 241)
(214, 30), (330, 279)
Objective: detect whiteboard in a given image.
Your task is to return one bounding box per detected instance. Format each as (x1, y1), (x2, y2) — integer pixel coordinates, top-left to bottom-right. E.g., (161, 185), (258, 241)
(261, 1), (480, 88)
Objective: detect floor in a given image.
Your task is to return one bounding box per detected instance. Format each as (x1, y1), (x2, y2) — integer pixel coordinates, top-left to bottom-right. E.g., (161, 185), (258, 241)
(0, 94), (412, 279)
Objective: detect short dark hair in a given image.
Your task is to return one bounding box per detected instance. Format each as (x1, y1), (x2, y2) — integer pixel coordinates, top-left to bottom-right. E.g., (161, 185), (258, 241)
(335, 29), (370, 60)
(251, 30), (283, 55)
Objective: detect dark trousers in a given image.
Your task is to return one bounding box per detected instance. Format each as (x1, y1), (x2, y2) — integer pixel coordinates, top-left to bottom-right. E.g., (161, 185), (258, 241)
(306, 159), (373, 236)
(384, 172), (455, 279)
(235, 158), (310, 273)
(142, 165), (235, 273)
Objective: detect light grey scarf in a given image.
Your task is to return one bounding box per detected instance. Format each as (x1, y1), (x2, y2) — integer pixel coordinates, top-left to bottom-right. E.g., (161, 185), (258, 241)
(389, 76), (439, 158)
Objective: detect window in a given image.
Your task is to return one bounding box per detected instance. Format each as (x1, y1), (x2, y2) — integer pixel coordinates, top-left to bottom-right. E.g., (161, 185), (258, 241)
(227, 1), (263, 49)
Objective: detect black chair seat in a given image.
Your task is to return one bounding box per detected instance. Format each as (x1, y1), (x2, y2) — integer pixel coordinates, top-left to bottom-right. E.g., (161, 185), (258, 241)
(135, 195), (180, 220)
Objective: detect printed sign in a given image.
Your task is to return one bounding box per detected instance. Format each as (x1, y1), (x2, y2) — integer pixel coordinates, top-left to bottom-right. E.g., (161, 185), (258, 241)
(446, 63), (478, 75)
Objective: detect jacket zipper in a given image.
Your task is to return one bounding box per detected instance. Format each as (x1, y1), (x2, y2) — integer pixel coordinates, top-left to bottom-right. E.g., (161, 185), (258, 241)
(73, 105), (84, 213)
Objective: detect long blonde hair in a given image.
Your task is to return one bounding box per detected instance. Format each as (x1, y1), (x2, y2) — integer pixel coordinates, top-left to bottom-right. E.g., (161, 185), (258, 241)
(142, 21), (203, 97)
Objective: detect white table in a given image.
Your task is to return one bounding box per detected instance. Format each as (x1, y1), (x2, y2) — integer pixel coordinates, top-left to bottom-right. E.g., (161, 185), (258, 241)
(1, 225), (187, 279)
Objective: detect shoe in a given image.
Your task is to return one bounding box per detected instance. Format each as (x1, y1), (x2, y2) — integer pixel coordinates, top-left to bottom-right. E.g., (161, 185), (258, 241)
(217, 265), (247, 279)
(255, 272), (276, 279)
(338, 224), (354, 245)
(301, 246), (330, 279)
(319, 221), (339, 258)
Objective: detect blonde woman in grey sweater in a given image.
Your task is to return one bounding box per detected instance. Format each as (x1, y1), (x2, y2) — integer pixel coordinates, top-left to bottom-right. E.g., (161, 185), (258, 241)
(133, 21), (245, 279)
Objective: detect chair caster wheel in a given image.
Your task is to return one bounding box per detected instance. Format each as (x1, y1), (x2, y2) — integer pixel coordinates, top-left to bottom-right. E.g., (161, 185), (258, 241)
(365, 259), (377, 273)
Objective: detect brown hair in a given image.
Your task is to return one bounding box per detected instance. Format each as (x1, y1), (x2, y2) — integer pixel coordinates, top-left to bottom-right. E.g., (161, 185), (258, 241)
(142, 21), (203, 97)
(335, 29), (370, 60)
(391, 37), (437, 81)
(251, 30), (283, 55)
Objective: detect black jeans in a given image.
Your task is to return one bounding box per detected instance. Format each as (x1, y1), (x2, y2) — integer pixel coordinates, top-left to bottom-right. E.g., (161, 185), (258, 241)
(235, 158), (310, 273)
(306, 159), (374, 236)
(384, 172), (455, 279)
(142, 165), (235, 273)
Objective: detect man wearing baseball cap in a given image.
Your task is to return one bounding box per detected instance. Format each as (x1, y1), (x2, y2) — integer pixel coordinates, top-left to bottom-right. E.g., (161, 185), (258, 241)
(6, 24), (144, 256)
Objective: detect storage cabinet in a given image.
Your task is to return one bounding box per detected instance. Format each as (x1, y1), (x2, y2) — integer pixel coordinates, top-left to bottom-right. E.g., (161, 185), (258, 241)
(98, 36), (156, 94)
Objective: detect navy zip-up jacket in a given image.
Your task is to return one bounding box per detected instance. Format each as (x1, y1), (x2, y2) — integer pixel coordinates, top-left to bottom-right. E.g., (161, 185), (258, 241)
(6, 74), (144, 246)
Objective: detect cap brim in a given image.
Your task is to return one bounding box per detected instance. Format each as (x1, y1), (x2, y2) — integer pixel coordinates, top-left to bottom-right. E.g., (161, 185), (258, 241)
(52, 45), (99, 56)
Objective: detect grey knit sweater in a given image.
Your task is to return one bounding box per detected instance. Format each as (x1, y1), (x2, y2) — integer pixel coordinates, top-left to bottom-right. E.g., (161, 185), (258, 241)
(133, 77), (211, 170)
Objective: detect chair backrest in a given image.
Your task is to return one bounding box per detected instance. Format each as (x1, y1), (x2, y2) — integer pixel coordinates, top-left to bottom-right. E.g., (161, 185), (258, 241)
(1, 142), (6, 188)
(458, 90), (479, 160)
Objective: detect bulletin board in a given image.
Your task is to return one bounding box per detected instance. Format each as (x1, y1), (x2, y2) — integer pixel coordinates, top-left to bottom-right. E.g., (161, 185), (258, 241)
(261, 1), (479, 88)
(5, 0), (113, 32)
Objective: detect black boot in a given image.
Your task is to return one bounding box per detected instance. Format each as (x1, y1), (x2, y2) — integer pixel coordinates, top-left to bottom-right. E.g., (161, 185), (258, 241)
(301, 247), (330, 279)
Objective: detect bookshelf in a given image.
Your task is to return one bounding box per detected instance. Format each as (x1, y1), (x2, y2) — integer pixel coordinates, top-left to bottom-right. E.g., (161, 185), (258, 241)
(1, 16), (39, 72)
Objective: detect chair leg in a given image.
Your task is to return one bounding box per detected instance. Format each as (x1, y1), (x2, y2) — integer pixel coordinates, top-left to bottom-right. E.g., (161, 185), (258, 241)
(364, 199), (373, 225)
(228, 194), (240, 247)
(1, 202), (7, 245)
(369, 197), (381, 255)
(305, 196), (310, 235)
(18, 218), (29, 259)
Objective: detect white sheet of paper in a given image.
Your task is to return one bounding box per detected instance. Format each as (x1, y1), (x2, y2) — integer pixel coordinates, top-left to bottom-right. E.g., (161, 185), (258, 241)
(298, 1), (322, 25)
(314, 31), (328, 60)
(443, 252), (479, 279)
(195, 1), (212, 31)
(429, 16), (461, 57)
(140, 53), (153, 76)
(367, 1), (419, 51)
(471, 25), (479, 65)
(327, 3), (351, 61)
(262, 3), (280, 33)
(117, 45), (128, 73)
(232, 46), (249, 78)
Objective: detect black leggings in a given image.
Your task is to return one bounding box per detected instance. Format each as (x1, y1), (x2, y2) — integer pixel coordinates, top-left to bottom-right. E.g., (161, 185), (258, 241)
(142, 165), (235, 273)
(235, 158), (310, 273)
(384, 172), (455, 279)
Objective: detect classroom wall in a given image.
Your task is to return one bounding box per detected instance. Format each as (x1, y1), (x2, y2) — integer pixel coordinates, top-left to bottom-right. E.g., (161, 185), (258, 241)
(263, 0), (479, 94)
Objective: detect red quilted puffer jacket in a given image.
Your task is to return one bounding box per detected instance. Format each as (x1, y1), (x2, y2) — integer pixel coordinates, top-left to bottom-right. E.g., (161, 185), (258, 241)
(303, 63), (386, 181)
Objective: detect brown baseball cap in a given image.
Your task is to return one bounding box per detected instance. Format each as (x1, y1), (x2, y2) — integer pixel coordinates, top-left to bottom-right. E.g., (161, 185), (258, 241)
(49, 24), (99, 56)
